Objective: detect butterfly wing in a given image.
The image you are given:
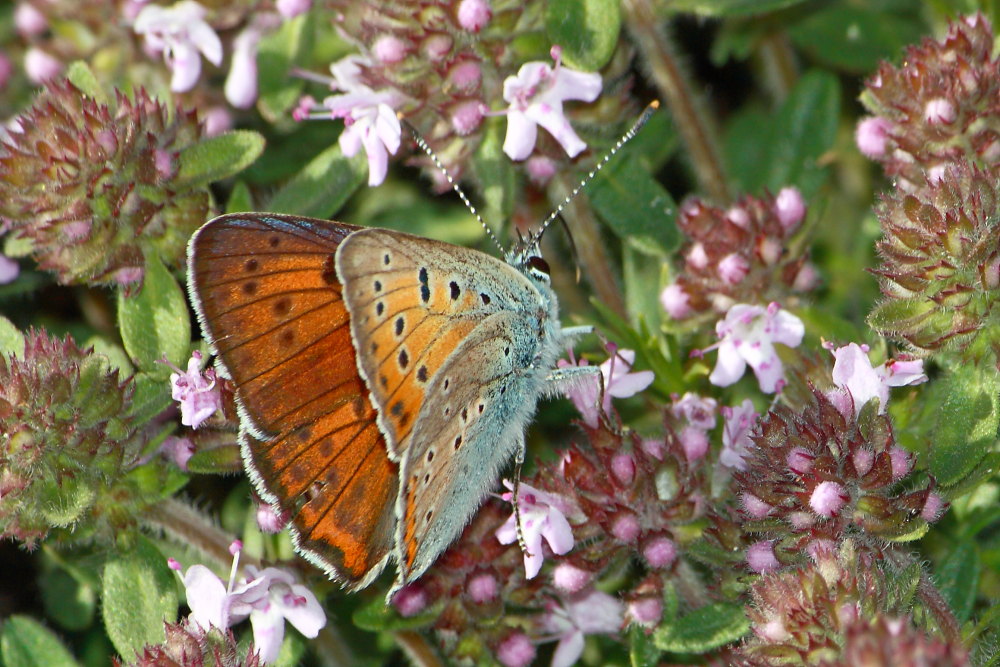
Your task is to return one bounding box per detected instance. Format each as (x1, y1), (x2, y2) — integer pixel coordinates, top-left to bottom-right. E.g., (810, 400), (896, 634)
(335, 228), (551, 584)
(335, 229), (535, 460)
(187, 213), (397, 589)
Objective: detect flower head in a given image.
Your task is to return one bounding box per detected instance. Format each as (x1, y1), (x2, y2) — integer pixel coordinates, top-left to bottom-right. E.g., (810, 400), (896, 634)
(539, 589), (623, 667)
(168, 351), (222, 428)
(501, 47), (602, 160)
(700, 302), (804, 393)
(828, 342), (927, 416)
(134, 1), (223, 93)
(496, 481), (578, 579)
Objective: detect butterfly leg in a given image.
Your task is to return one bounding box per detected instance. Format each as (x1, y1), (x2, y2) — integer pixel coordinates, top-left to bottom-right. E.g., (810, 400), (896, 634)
(510, 434), (537, 559)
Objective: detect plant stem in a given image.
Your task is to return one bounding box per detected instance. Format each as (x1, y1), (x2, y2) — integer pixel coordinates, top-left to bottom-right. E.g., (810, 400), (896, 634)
(621, 0), (731, 204)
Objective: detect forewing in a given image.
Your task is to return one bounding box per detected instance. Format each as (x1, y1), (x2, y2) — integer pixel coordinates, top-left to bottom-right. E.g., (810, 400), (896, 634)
(336, 228), (536, 460)
(188, 213), (397, 588)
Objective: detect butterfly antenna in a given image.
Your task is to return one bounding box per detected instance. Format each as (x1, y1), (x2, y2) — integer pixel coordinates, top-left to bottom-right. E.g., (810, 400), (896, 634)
(404, 119), (505, 255)
(528, 100), (660, 248)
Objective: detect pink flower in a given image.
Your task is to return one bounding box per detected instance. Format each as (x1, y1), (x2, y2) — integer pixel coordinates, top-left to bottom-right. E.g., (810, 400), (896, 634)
(496, 481), (578, 579)
(457, 0), (492, 32)
(134, 1), (223, 93)
(24, 48), (62, 84)
(170, 541), (267, 633)
(924, 98), (956, 124)
(467, 572), (499, 603)
(558, 346), (654, 427)
(672, 392), (717, 430)
(0, 254), (19, 284)
(255, 503), (285, 534)
(774, 186), (805, 231)
(700, 302), (804, 393)
(243, 565), (326, 663)
(718, 253), (750, 285)
(678, 425), (709, 462)
(373, 35), (407, 64)
(160, 435), (195, 470)
(719, 399), (758, 471)
(552, 562), (591, 593)
(276, 0), (312, 18)
(746, 540), (780, 573)
(660, 282), (693, 319)
(809, 481), (848, 518)
(168, 350), (222, 428)
(921, 493), (945, 522)
(628, 597), (663, 627)
(15, 2), (48, 37)
(497, 632), (536, 667)
(224, 16), (279, 109)
(642, 536), (677, 569)
(829, 342), (927, 416)
(501, 47), (602, 160)
(855, 116), (892, 158)
(391, 583), (428, 617)
(540, 590), (623, 667)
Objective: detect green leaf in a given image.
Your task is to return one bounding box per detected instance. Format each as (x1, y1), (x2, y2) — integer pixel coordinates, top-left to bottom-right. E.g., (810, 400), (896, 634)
(267, 142), (367, 219)
(589, 154), (678, 256)
(1, 616), (80, 667)
(928, 367), (1000, 486)
(545, 0), (621, 71)
(40, 566), (96, 631)
(117, 254), (190, 372)
(175, 130), (266, 190)
(65, 61), (104, 102)
(186, 444), (243, 474)
(257, 14), (312, 121)
(868, 296), (937, 335)
(629, 624), (662, 666)
(127, 371), (174, 425)
(101, 535), (179, 660)
(0, 316), (25, 357)
(472, 117), (516, 229)
(352, 595), (439, 632)
(788, 5), (925, 74)
(935, 540), (980, 623)
(653, 602), (749, 653)
(226, 181), (254, 214)
(666, 0), (810, 17)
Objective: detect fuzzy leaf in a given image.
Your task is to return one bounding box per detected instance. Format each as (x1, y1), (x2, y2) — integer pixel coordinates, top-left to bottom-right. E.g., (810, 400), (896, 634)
(653, 602), (749, 653)
(928, 367), (1000, 487)
(352, 595), (439, 632)
(65, 61), (104, 102)
(267, 143), (367, 218)
(0, 316), (25, 358)
(1, 616), (80, 667)
(257, 14), (311, 121)
(590, 154), (678, 256)
(545, 0), (620, 71)
(666, 0), (809, 17)
(40, 567), (96, 632)
(186, 444), (243, 474)
(629, 624), (662, 666)
(117, 254), (190, 372)
(226, 181), (254, 213)
(175, 130), (266, 190)
(101, 536), (178, 660)
(868, 296), (937, 334)
(935, 540), (980, 623)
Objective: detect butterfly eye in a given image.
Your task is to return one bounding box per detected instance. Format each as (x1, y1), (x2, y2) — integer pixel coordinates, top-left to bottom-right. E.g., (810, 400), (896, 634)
(526, 256), (550, 275)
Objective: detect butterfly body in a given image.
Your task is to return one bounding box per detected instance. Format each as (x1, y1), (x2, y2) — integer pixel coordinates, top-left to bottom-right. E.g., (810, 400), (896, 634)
(188, 213), (590, 591)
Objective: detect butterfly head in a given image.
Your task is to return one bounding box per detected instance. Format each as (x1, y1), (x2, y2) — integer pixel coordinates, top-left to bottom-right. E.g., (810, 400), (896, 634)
(506, 236), (552, 287)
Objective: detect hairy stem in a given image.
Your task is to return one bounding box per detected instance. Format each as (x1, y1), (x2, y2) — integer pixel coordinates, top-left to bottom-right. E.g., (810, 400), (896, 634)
(622, 0), (731, 204)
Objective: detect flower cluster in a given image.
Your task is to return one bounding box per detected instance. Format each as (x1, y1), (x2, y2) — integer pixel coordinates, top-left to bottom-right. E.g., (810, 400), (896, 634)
(660, 189), (816, 321)
(870, 161), (999, 358)
(0, 330), (138, 545)
(857, 14), (1000, 190)
(121, 619), (262, 667)
(0, 80), (209, 289)
(733, 390), (944, 570)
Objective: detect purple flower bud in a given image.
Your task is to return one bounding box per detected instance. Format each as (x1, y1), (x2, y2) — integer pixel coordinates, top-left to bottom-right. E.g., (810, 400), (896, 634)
(740, 492), (773, 519)
(392, 583), (428, 617)
(373, 35), (407, 63)
(923, 98), (956, 124)
(726, 206), (750, 229)
(611, 453), (635, 485)
(276, 0), (312, 18)
(255, 503), (285, 533)
(889, 446), (912, 481)
(718, 253), (750, 285)
(679, 425), (709, 462)
(774, 186), (805, 231)
(422, 34), (453, 61)
(792, 262), (819, 291)
(686, 242), (709, 270)
(809, 481), (848, 517)
(921, 492), (945, 522)
(457, 0), (492, 32)
(448, 61), (481, 91)
(202, 106), (233, 136)
(552, 562), (591, 593)
(496, 632), (536, 667)
(611, 512), (641, 543)
(855, 116), (892, 158)
(757, 236), (783, 266)
(525, 155), (557, 185)
(467, 572), (498, 603)
(755, 619), (791, 642)
(852, 448), (875, 476)
(15, 2), (48, 37)
(628, 597), (663, 627)
(24, 48), (62, 84)
(660, 282), (693, 319)
(786, 447), (814, 475)
(451, 100), (484, 135)
(642, 536), (677, 568)
(747, 540), (780, 573)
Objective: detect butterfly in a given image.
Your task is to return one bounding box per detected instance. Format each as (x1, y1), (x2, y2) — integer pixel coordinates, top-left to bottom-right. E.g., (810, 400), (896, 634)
(187, 213), (596, 591)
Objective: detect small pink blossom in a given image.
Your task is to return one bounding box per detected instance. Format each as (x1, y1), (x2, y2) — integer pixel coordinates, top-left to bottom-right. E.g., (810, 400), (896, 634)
(740, 492), (773, 519)
(672, 392), (718, 430)
(719, 399), (759, 471)
(889, 446), (912, 481)
(497, 632), (536, 667)
(642, 536), (677, 569)
(202, 106), (233, 135)
(755, 619), (791, 642)
(853, 448), (875, 476)
(255, 503), (285, 534)
(540, 589), (623, 667)
(611, 513), (640, 543)
(610, 453), (635, 485)
(792, 262), (819, 291)
(448, 61), (481, 91)
(678, 425), (709, 462)
(15, 2), (47, 37)
(786, 447), (814, 475)
(924, 98), (956, 124)
(392, 583), (428, 617)
(170, 541), (269, 633)
(525, 155), (557, 185)
(0, 254), (19, 284)
(809, 481), (848, 517)
(829, 342), (927, 416)
(718, 252), (750, 285)
(921, 493), (945, 522)
(855, 116), (892, 158)
(686, 242), (709, 270)
(746, 540), (780, 573)
(628, 597), (662, 627)
(774, 186), (805, 231)
(726, 206), (750, 228)
(699, 302), (804, 393)
(243, 565), (326, 663)
(372, 35), (407, 64)
(496, 481), (578, 579)
(552, 562), (590, 593)
(168, 350), (222, 429)
(224, 16), (280, 109)
(450, 99), (484, 135)
(457, 0), (492, 32)
(276, 0), (311, 19)
(660, 282), (693, 319)
(501, 47), (601, 160)
(558, 345), (654, 427)
(467, 572), (499, 603)
(422, 34), (453, 61)
(134, 1), (223, 93)
(160, 435), (195, 470)
(24, 48), (62, 84)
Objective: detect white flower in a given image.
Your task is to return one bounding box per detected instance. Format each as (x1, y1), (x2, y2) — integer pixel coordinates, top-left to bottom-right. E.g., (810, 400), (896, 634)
(134, 1), (223, 93)
(704, 302), (804, 393)
(829, 342), (927, 415)
(496, 481), (578, 579)
(540, 589), (623, 667)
